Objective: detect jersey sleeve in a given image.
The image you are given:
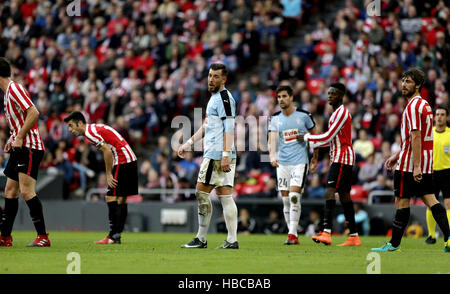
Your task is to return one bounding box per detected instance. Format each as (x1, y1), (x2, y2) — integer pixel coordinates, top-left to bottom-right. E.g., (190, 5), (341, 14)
(268, 115), (278, 132)
(408, 103), (421, 131)
(217, 90), (235, 119)
(85, 125), (105, 149)
(305, 112), (315, 130)
(9, 82), (34, 112)
(305, 107), (348, 145)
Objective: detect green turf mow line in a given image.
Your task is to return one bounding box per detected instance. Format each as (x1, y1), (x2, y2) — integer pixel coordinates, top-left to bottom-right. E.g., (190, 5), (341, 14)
(0, 232), (449, 274)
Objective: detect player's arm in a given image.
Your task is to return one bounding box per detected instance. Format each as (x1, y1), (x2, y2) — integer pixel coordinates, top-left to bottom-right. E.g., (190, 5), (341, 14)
(178, 124), (205, 158)
(385, 150), (400, 170)
(411, 130), (422, 182)
(298, 108), (347, 145)
(12, 106), (39, 149)
(308, 125), (319, 173)
(268, 131), (279, 167)
(221, 117), (234, 172)
(99, 144), (118, 188)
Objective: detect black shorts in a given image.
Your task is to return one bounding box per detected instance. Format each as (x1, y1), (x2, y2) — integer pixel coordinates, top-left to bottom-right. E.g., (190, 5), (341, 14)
(4, 147), (45, 181)
(107, 161), (138, 197)
(393, 170), (434, 198)
(327, 163), (353, 193)
(433, 169), (450, 199)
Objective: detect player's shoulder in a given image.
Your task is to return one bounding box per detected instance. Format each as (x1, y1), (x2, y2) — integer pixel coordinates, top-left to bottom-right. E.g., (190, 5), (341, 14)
(218, 89), (235, 103)
(295, 108), (313, 117)
(271, 111), (281, 117)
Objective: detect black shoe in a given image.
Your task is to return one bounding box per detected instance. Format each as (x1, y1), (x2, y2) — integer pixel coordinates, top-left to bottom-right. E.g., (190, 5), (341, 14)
(181, 237), (207, 248)
(425, 236), (436, 244)
(217, 240), (239, 249)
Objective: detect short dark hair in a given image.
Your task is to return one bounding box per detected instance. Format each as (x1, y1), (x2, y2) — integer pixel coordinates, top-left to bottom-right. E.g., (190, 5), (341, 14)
(330, 82), (346, 95)
(276, 85), (293, 96)
(435, 106), (449, 116)
(64, 111), (86, 124)
(401, 67), (426, 90)
(209, 63), (228, 77)
(0, 57), (11, 78)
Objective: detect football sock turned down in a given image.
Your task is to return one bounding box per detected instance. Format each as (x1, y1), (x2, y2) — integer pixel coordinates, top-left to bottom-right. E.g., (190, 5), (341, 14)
(1, 198), (18, 237)
(26, 195), (47, 236)
(342, 201), (358, 236)
(107, 201), (119, 238)
(288, 192), (301, 236)
(323, 199), (336, 234)
(282, 196), (290, 231)
(219, 195), (238, 243)
(389, 207), (410, 247)
(196, 191), (212, 243)
(426, 208), (436, 238)
(430, 203), (450, 242)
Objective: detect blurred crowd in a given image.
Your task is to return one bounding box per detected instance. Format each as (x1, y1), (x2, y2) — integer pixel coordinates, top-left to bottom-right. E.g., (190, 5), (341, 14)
(0, 0), (448, 204)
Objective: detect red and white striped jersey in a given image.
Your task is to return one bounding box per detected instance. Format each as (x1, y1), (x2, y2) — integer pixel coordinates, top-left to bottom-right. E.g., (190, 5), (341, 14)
(3, 81), (45, 150)
(396, 96), (434, 174)
(85, 124), (137, 166)
(305, 104), (355, 165)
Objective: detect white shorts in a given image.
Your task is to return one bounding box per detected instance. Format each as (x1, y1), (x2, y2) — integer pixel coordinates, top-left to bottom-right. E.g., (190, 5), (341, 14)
(276, 163), (308, 192)
(197, 158), (236, 187)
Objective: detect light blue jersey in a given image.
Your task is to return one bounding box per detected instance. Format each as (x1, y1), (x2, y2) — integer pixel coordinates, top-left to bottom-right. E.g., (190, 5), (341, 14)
(203, 88), (236, 160)
(269, 108), (315, 165)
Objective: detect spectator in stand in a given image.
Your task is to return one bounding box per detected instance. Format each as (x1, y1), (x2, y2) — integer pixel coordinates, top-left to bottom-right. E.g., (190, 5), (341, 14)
(353, 129), (374, 160)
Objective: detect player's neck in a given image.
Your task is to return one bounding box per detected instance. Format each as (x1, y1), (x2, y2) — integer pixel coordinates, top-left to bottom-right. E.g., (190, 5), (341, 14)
(282, 105), (295, 116)
(0, 77), (11, 92)
(332, 102), (342, 111)
(436, 124), (446, 133)
(212, 86), (225, 94)
(406, 92), (420, 103)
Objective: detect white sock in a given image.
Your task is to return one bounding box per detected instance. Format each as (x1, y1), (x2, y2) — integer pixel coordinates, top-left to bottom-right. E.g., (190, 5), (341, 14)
(219, 195), (238, 243)
(288, 192), (302, 236)
(282, 196), (290, 231)
(195, 191), (212, 243)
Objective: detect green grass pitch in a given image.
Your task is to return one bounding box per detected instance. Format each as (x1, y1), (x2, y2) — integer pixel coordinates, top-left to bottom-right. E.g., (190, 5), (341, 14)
(0, 232), (449, 274)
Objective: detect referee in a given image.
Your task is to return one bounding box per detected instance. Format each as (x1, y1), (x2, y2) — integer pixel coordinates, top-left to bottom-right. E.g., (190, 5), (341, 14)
(426, 106), (450, 244)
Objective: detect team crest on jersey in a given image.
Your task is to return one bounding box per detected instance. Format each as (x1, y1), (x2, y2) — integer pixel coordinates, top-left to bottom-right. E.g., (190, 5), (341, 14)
(283, 129), (299, 143)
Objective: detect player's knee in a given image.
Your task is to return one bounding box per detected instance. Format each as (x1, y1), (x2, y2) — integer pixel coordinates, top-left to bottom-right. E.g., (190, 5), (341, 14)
(5, 186), (19, 198)
(196, 190), (212, 215)
(289, 192), (301, 206)
(338, 192), (351, 203)
(20, 190), (36, 200)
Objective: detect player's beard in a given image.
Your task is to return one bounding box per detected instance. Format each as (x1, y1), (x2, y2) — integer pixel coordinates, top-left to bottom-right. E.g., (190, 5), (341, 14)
(208, 84), (220, 93)
(402, 87), (415, 99)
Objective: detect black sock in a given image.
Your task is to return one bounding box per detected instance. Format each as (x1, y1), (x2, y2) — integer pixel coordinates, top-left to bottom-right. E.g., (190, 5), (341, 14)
(323, 199), (336, 232)
(107, 201), (119, 238)
(342, 201), (357, 235)
(25, 196), (47, 236)
(430, 203), (450, 242)
(118, 203), (128, 234)
(389, 207), (410, 247)
(2, 198), (19, 237)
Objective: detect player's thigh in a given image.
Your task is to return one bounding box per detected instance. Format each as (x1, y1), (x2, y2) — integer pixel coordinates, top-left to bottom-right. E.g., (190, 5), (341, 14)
(276, 165), (292, 192)
(444, 198), (450, 210)
(4, 177), (19, 198)
(289, 163), (308, 193)
(216, 185), (233, 195)
(196, 182), (215, 194)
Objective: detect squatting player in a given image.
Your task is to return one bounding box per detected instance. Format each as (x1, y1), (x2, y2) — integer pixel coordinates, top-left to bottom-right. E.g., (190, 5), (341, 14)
(298, 82), (361, 247)
(372, 67), (450, 252)
(425, 106), (450, 244)
(64, 111), (138, 244)
(268, 85), (318, 245)
(0, 57), (49, 247)
(178, 63), (238, 249)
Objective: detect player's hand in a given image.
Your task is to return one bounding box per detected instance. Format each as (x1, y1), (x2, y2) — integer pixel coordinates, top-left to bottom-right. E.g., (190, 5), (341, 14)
(297, 134), (305, 143)
(107, 173), (118, 188)
(177, 142), (192, 158)
(269, 154), (279, 167)
(413, 165), (422, 182)
(384, 155), (398, 170)
(309, 157), (318, 173)
(4, 141), (12, 153)
(221, 156), (231, 172)
(12, 136), (23, 150)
